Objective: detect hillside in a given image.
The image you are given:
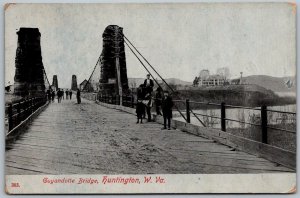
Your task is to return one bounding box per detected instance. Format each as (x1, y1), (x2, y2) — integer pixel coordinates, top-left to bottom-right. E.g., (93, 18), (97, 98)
(242, 75), (296, 93)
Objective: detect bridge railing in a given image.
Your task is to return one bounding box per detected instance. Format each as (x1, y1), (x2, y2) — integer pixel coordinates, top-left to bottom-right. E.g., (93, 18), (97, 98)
(97, 93), (296, 151)
(5, 97), (48, 132)
(173, 99), (296, 152)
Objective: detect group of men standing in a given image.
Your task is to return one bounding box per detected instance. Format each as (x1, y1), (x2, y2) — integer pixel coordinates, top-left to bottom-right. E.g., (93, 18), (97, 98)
(46, 89), (74, 103)
(136, 74), (174, 130)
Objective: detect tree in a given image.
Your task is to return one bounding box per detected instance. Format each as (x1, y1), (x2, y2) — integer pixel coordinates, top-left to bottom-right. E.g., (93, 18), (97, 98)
(193, 76), (199, 87)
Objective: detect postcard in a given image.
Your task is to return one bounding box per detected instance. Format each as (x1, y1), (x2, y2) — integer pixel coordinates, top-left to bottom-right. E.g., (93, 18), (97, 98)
(4, 2), (296, 194)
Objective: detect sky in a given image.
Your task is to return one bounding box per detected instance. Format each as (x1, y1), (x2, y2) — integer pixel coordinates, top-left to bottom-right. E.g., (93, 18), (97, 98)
(5, 3), (296, 88)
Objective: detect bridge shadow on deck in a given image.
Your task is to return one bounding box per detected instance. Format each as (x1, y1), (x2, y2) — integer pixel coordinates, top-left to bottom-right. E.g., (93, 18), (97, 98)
(5, 98), (294, 175)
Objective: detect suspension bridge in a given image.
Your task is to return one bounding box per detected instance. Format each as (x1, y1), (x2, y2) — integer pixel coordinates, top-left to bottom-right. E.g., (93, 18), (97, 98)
(5, 26), (296, 175)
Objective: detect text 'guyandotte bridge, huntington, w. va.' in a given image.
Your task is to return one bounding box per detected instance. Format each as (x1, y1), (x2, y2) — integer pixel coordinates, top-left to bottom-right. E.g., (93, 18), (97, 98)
(5, 26), (296, 174)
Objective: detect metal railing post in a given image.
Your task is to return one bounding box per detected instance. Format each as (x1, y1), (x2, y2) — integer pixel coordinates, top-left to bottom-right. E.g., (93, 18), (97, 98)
(261, 105), (268, 144)
(221, 102), (226, 132)
(8, 104), (13, 131)
(186, 99), (190, 123)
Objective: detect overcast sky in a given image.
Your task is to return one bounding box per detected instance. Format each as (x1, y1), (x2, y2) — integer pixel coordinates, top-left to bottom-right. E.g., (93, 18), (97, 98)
(5, 3), (296, 88)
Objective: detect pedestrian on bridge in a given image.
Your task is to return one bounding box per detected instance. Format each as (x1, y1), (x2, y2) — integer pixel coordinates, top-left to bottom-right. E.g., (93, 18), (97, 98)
(69, 90), (73, 100)
(136, 99), (145, 124)
(46, 89), (51, 101)
(137, 84), (146, 119)
(51, 90), (55, 102)
(57, 89), (62, 103)
(144, 74), (154, 122)
(76, 88), (81, 104)
(162, 90), (174, 130)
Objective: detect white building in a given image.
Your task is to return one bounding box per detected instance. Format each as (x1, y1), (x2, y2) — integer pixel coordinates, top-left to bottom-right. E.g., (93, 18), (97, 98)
(198, 70), (226, 86)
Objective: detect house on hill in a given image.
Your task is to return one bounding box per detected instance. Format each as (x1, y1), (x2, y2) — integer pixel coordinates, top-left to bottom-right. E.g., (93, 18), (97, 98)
(196, 69), (227, 87)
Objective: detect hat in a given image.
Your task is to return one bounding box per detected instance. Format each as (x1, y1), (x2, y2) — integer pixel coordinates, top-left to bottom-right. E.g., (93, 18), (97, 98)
(147, 74), (150, 76)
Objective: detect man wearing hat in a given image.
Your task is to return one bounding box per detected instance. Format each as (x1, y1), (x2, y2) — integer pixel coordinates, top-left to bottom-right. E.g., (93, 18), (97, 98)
(143, 74), (154, 122)
(161, 90), (174, 130)
(143, 74), (154, 94)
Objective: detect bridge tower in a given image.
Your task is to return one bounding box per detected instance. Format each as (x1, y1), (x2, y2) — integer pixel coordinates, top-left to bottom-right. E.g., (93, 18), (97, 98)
(13, 28), (46, 97)
(52, 75), (58, 91)
(71, 75), (78, 91)
(99, 25), (129, 95)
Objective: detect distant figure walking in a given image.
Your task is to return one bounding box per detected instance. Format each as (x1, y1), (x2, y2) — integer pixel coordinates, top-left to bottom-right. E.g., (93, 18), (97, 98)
(51, 91), (55, 102)
(57, 89), (62, 103)
(76, 88), (81, 104)
(62, 90), (65, 100)
(69, 90), (73, 100)
(66, 90), (69, 99)
(137, 84), (146, 119)
(161, 91), (174, 130)
(136, 99), (145, 124)
(155, 87), (162, 116)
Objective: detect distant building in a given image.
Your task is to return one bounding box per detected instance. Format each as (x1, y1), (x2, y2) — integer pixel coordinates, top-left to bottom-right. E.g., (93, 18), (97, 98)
(197, 70), (226, 87)
(199, 74), (225, 86)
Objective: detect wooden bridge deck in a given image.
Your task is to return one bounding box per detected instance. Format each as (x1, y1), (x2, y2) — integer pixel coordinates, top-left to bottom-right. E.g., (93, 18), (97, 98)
(5, 98), (293, 174)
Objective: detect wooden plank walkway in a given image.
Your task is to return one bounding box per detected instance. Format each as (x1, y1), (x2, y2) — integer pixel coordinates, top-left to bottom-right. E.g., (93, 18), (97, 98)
(5, 98), (294, 174)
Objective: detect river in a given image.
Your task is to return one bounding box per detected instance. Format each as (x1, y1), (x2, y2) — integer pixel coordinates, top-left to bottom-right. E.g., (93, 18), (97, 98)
(173, 104), (296, 129)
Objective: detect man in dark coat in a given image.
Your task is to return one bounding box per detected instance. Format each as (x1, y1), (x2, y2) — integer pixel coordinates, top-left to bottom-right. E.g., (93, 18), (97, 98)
(69, 90), (73, 100)
(144, 74), (154, 121)
(57, 89), (62, 103)
(66, 89), (69, 100)
(76, 88), (81, 104)
(137, 84), (145, 100)
(143, 74), (154, 94)
(51, 90), (55, 102)
(136, 99), (145, 124)
(161, 91), (174, 130)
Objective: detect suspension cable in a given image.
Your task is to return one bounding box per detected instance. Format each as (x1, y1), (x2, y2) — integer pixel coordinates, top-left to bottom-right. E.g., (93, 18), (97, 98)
(124, 40), (188, 122)
(124, 35), (205, 126)
(82, 55), (101, 91)
(42, 66), (52, 91)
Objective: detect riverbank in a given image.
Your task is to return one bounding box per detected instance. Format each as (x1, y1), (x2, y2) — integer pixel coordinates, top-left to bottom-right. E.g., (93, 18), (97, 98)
(173, 84), (295, 108)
